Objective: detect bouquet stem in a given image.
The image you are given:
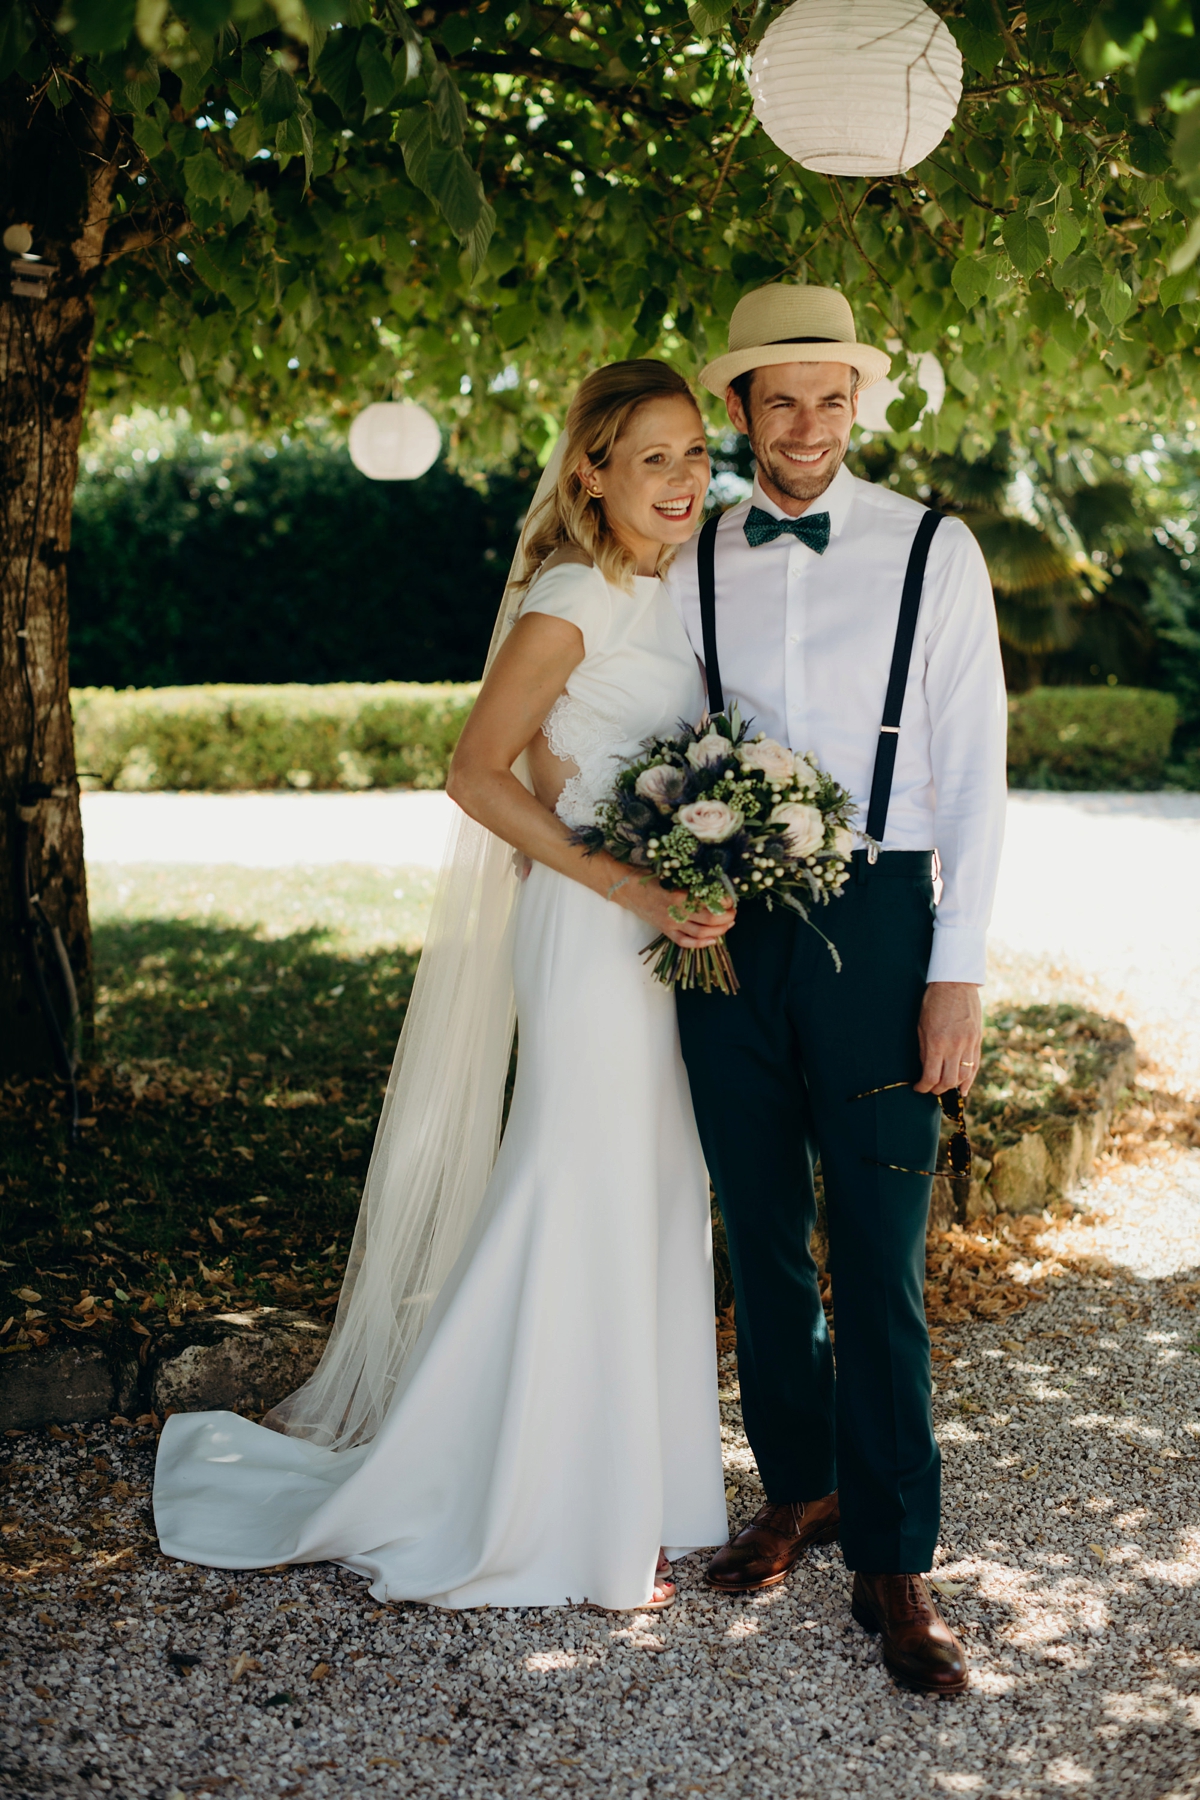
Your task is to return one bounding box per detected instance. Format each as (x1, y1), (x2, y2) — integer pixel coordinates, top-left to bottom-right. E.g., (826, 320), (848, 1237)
(640, 935), (740, 996)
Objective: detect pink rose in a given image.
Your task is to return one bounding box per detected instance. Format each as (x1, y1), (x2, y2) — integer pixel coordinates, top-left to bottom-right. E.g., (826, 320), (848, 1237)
(686, 732), (732, 771)
(678, 800), (744, 843)
(738, 737), (794, 782)
(635, 764), (686, 810)
(769, 802), (825, 857)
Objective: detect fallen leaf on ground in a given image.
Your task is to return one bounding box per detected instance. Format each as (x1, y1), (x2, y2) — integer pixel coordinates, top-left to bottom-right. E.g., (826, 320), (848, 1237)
(1089, 1544), (1107, 1562)
(310, 1662), (330, 1681)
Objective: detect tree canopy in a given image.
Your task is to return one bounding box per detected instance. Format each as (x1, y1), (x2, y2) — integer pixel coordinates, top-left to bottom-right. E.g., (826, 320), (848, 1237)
(4, 0), (1200, 462)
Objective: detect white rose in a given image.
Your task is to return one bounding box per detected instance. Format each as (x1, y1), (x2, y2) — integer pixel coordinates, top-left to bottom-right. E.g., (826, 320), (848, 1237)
(738, 737), (794, 782)
(791, 753), (819, 794)
(635, 764), (686, 810)
(829, 825), (856, 858)
(678, 800), (744, 843)
(769, 801), (825, 858)
(686, 731), (732, 771)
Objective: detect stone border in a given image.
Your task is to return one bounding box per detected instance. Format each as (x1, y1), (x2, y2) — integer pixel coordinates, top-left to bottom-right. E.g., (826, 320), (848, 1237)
(0, 1307), (329, 1434)
(929, 1028), (1136, 1230)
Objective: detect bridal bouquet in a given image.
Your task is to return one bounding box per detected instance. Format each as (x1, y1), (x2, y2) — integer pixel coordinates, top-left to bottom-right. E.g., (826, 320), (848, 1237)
(573, 706), (857, 995)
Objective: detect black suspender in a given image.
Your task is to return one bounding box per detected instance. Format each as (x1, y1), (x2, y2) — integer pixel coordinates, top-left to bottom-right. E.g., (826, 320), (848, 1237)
(696, 505), (943, 857)
(697, 511), (724, 718)
(863, 508), (943, 852)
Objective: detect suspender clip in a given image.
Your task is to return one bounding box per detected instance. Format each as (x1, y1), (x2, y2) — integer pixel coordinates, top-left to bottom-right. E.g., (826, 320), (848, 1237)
(867, 841), (879, 865)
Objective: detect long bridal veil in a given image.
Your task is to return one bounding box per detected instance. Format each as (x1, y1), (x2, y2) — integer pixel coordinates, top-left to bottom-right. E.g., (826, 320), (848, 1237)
(264, 438), (566, 1451)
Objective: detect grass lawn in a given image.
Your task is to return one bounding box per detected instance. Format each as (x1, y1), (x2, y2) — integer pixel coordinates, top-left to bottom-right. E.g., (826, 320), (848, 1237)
(0, 864), (437, 1352)
(3, 862), (1187, 1371)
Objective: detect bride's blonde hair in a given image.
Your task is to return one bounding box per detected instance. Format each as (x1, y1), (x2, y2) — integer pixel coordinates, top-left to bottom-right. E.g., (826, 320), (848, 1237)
(515, 360), (702, 591)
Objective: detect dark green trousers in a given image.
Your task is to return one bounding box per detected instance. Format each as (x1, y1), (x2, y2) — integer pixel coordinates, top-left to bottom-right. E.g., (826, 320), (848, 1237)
(676, 850), (942, 1574)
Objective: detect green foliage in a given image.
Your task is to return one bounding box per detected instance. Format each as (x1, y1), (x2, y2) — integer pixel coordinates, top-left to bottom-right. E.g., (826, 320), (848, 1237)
(853, 430), (1190, 695)
(1006, 685), (1178, 789)
(71, 681), (479, 791)
(11, 0), (1200, 464)
(68, 427), (532, 686)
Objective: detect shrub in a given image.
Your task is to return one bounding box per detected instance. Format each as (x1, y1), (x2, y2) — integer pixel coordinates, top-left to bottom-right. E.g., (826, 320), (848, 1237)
(1006, 686), (1178, 789)
(71, 683), (479, 793)
(68, 434), (533, 687)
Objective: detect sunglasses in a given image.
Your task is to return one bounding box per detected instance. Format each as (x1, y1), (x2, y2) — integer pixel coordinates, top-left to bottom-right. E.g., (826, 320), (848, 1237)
(849, 1081), (972, 1182)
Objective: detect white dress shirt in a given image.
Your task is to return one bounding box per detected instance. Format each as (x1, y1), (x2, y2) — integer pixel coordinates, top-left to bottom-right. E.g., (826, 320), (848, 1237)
(666, 463), (1007, 985)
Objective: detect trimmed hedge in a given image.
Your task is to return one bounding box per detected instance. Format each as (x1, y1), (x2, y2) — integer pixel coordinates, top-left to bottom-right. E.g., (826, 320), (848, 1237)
(72, 683), (479, 793)
(1006, 685), (1178, 790)
(73, 680), (1182, 795)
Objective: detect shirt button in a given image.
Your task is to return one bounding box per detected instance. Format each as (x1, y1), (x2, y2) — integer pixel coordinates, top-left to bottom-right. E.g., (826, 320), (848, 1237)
(788, 633), (800, 644)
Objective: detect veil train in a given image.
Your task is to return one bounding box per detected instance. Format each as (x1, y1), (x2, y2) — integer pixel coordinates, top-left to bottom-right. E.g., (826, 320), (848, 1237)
(264, 438), (567, 1450)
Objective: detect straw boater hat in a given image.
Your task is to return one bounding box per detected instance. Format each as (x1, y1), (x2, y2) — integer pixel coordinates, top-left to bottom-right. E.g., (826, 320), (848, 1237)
(699, 283), (891, 398)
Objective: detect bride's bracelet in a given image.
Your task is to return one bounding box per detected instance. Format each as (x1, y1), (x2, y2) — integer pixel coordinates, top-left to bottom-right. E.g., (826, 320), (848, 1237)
(606, 876), (630, 903)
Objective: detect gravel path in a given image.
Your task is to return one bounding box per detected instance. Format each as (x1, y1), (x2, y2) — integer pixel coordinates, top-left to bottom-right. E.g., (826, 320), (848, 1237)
(3, 1150), (1199, 1800)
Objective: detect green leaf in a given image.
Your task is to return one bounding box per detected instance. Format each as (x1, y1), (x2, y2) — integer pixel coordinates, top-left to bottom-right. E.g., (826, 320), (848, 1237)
(464, 200), (496, 277)
(356, 32), (396, 117)
(1046, 212), (1082, 263)
(276, 106), (314, 185)
(119, 53), (160, 115)
(947, 0), (1003, 75)
(64, 0), (136, 54)
(259, 59), (300, 126)
(429, 62), (468, 148)
(316, 28), (362, 116)
(440, 12), (475, 56)
(687, 0), (732, 37)
(178, 42), (215, 113)
(886, 390), (924, 433)
(397, 109), (437, 197)
(1168, 217), (1200, 276)
(1054, 247), (1104, 292)
(184, 148), (227, 203)
(132, 114), (166, 160)
(174, 0), (234, 31)
(951, 256), (989, 309)
(228, 113), (261, 159)
(1099, 270), (1135, 325)
(494, 302), (535, 349)
(1173, 93), (1200, 210)
(1001, 212), (1050, 277)
(632, 286), (668, 345)
(430, 146), (485, 236)
(1158, 269), (1192, 308)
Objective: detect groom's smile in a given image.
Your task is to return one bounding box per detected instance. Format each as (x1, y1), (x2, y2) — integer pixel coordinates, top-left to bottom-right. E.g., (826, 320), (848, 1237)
(726, 361), (858, 515)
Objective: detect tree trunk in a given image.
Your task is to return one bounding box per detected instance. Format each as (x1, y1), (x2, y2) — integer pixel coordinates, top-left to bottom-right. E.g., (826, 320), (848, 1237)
(0, 82), (123, 1076)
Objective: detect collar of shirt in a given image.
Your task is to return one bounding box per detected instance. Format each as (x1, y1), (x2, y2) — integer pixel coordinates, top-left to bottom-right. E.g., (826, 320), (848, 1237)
(746, 460), (856, 546)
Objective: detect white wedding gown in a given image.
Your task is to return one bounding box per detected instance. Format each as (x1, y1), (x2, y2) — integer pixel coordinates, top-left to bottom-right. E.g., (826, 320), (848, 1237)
(153, 560), (729, 1610)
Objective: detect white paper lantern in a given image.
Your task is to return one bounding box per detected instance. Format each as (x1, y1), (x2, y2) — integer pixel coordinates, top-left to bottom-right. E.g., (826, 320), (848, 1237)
(348, 401), (441, 481)
(854, 350), (945, 432)
(749, 0), (963, 177)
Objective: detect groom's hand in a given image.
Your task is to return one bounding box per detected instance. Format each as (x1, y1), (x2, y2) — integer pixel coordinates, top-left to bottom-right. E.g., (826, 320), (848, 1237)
(915, 982), (983, 1095)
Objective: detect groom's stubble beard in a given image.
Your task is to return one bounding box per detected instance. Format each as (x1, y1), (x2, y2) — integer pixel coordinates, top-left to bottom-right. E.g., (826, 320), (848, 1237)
(749, 420), (849, 506)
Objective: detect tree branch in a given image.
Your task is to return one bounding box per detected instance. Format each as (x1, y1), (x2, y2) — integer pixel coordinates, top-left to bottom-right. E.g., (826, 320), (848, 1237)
(444, 46), (694, 128)
(101, 203), (190, 266)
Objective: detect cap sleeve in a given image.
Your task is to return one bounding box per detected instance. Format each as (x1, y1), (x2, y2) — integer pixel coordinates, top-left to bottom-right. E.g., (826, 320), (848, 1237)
(521, 560), (611, 659)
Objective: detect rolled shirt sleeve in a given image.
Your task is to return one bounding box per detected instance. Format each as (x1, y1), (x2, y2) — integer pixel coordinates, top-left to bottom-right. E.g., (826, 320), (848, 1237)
(922, 519), (1007, 985)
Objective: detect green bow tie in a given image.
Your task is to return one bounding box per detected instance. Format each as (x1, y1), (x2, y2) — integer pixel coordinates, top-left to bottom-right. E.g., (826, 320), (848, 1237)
(743, 505), (831, 554)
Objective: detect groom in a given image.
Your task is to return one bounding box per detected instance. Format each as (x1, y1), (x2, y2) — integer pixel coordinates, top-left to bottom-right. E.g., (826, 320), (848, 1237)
(669, 284), (1007, 1695)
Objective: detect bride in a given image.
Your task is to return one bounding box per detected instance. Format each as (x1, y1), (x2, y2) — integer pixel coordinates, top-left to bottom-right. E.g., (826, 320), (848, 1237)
(153, 360), (734, 1612)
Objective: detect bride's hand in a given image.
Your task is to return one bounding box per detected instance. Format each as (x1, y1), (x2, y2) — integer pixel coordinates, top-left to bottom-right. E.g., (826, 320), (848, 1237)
(618, 877), (736, 948)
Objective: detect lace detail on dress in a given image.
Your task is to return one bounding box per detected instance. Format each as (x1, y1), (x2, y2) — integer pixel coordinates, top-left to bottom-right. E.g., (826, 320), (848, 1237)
(542, 692), (626, 830)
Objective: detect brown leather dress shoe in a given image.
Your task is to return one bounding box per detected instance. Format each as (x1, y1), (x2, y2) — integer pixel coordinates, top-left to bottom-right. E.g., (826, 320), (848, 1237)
(851, 1572), (969, 1695)
(706, 1495), (840, 1593)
